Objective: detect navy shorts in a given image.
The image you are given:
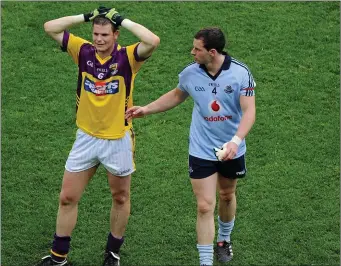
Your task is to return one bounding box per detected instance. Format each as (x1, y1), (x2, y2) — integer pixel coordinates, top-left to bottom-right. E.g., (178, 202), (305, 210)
(188, 154), (247, 179)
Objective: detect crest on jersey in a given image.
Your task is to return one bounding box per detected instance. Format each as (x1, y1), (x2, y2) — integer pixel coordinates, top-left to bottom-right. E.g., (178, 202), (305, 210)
(224, 85), (234, 94)
(109, 63), (118, 76)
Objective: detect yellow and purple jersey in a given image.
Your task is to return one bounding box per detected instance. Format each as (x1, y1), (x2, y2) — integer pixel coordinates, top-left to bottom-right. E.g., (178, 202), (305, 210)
(61, 31), (145, 139)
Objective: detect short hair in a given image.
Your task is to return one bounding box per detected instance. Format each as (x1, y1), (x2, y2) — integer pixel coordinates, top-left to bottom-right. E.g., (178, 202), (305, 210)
(92, 16), (118, 33)
(194, 27), (226, 54)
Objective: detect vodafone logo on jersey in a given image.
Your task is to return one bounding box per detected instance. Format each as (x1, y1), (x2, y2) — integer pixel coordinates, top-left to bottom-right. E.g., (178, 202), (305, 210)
(204, 100), (232, 122)
(210, 100), (220, 112)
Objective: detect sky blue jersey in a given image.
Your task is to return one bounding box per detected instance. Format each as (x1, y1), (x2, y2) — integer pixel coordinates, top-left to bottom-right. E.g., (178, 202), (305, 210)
(177, 54), (256, 160)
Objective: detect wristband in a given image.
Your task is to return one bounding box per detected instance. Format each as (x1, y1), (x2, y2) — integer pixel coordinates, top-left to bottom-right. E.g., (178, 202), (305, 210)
(114, 15), (124, 26)
(84, 13), (91, 22)
(231, 135), (242, 146)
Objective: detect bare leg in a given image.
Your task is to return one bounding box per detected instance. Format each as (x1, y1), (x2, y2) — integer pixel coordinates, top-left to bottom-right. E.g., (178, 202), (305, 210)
(217, 176), (237, 222)
(107, 172), (131, 238)
(191, 173), (218, 244)
(56, 167), (97, 236)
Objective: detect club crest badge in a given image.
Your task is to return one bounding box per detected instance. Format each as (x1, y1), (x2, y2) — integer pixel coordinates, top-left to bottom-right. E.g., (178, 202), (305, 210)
(109, 63), (118, 76)
(224, 85), (234, 94)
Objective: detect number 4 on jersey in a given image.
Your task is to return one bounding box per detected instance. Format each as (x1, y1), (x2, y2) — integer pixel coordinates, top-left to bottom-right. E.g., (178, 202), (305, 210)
(212, 87), (217, 95)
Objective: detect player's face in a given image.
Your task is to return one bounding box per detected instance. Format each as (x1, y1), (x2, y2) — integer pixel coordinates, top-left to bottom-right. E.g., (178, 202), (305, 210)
(92, 24), (118, 54)
(191, 39), (212, 64)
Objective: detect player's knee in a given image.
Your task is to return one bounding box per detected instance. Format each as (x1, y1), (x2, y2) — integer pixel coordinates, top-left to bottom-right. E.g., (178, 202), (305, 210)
(59, 191), (79, 206)
(197, 198), (215, 214)
(111, 190), (130, 205)
(219, 189), (236, 203)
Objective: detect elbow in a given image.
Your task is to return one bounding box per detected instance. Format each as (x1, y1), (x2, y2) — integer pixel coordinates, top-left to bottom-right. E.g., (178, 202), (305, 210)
(151, 35), (160, 48)
(44, 21), (53, 34)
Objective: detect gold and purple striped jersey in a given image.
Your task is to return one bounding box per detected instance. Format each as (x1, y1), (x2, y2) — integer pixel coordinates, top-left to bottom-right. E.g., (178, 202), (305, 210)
(61, 31), (145, 139)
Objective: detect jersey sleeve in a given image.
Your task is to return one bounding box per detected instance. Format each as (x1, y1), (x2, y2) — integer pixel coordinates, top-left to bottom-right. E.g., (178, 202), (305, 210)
(61, 31), (90, 65)
(177, 71), (188, 92)
(126, 42), (145, 74)
(240, 68), (256, 97)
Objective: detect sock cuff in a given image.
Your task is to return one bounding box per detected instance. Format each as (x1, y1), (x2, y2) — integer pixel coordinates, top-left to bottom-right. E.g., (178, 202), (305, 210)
(108, 233), (124, 243)
(54, 233), (71, 241)
(218, 216), (235, 225)
(197, 244), (214, 250)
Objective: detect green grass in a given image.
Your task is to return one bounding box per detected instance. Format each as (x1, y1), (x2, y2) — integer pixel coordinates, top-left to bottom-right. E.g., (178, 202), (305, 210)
(1, 1), (340, 266)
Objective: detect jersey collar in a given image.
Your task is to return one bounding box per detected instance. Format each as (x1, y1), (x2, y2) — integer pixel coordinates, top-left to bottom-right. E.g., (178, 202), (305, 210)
(199, 52), (232, 80)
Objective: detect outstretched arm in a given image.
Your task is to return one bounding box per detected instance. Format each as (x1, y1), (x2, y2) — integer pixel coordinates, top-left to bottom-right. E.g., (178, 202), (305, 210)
(125, 88), (189, 119)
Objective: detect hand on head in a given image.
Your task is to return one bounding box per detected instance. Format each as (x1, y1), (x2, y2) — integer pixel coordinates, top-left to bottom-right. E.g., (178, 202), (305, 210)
(84, 6), (124, 25)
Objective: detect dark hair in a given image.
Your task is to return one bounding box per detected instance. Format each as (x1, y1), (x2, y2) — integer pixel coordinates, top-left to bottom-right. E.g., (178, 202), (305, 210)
(194, 27), (226, 53)
(92, 16), (119, 32)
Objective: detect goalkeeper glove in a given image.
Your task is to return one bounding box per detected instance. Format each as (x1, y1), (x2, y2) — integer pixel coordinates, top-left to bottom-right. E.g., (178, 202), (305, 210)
(84, 6), (110, 22)
(105, 8), (125, 26)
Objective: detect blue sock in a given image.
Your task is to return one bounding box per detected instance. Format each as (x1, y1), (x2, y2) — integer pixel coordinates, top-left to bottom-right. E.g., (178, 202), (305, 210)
(197, 244), (213, 266)
(106, 233), (124, 254)
(217, 216), (235, 243)
(51, 233), (71, 262)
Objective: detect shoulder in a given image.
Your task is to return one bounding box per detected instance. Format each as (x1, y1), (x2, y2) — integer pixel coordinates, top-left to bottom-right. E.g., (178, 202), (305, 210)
(117, 43), (139, 53)
(179, 61), (198, 76)
(230, 57), (253, 74)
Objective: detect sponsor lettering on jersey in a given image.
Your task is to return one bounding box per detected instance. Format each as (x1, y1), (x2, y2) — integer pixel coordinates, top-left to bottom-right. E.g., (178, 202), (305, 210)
(204, 115), (232, 122)
(84, 77), (119, 96)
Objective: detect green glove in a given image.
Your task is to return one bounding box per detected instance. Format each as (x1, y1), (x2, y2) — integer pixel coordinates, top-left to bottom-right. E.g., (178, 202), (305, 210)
(105, 8), (125, 26)
(84, 6), (110, 22)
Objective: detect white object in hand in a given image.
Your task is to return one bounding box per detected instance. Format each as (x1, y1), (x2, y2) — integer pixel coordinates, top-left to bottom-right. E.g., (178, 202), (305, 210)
(214, 147), (226, 161)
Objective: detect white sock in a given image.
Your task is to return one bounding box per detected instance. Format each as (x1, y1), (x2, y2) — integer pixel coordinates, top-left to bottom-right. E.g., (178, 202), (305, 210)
(217, 216), (235, 242)
(197, 244), (213, 266)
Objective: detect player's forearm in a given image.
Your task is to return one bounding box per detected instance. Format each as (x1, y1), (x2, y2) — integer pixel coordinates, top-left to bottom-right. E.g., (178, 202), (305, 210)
(144, 90), (184, 115)
(44, 15), (85, 34)
(235, 108), (256, 140)
(121, 19), (160, 48)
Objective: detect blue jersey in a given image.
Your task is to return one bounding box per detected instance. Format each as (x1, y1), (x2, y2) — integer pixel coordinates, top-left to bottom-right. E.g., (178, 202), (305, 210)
(177, 54), (256, 160)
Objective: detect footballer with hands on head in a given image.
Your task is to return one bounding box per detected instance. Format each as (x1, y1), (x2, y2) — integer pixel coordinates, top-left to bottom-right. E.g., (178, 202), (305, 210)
(36, 6), (159, 266)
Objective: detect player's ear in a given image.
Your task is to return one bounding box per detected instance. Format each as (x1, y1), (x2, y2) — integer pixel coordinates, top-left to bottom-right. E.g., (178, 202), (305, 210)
(209, 48), (217, 56)
(113, 30), (120, 40)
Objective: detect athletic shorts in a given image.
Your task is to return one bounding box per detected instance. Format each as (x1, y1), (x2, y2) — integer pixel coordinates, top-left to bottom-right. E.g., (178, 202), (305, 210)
(188, 154), (246, 179)
(65, 129), (135, 176)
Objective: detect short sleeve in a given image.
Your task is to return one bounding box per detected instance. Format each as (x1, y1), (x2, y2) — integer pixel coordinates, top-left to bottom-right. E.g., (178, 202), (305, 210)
(177, 71), (188, 92)
(240, 68), (256, 97)
(61, 31), (90, 65)
(126, 42), (145, 74)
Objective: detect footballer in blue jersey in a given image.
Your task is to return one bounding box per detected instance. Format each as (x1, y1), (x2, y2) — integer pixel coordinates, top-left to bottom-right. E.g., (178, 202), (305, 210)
(126, 27), (256, 266)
